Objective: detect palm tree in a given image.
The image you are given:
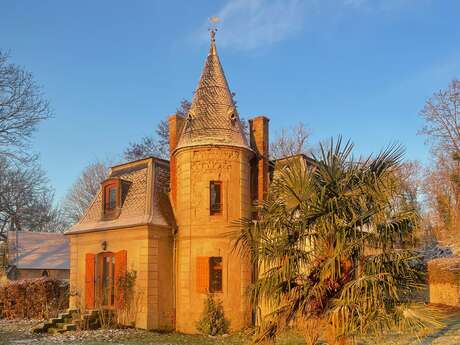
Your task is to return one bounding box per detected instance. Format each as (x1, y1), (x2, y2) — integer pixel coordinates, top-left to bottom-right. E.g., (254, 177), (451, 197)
(234, 138), (437, 345)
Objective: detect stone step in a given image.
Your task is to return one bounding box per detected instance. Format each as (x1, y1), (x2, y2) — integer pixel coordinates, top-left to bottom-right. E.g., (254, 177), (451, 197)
(87, 310), (99, 317)
(33, 318), (64, 334)
(58, 312), (71, 319)
(36, 308), (84, 335)
(47, 327), (59, 335)
(88, 320), (100, 330)
(50, 317), (62, 325)
(63, 323), (77, 331)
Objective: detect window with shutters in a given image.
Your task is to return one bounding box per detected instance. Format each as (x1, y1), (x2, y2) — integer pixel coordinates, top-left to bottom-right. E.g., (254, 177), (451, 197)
(96, 252), (115, 308)
(196, 256), (223, 293)
(210, 181), (222, 215)
(92, 250), (127, 309)
(209, 257), (223, 293)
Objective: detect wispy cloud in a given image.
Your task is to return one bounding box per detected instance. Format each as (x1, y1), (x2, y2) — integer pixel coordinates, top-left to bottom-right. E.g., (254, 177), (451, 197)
(197, 0), (430, 51)
(209, 0), (305, 51)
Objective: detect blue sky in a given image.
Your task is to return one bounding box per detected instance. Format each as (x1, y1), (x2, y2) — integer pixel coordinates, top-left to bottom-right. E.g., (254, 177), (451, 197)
(1, 0), (459, 201)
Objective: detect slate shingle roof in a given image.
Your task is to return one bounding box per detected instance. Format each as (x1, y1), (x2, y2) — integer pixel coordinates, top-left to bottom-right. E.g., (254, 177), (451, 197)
(8, 231), (69, 270)
(175, 35), (249, 151)
(66, 157), (174, 234)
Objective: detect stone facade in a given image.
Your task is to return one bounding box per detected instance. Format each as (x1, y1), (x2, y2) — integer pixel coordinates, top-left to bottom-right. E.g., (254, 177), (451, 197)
(173, 146), (253, 333)
(69, 225), (174, 330)
(66, 32), (275, 333)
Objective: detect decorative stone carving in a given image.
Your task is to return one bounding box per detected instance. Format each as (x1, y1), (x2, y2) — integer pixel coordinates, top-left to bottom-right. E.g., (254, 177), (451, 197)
(192, 149), (239, 162)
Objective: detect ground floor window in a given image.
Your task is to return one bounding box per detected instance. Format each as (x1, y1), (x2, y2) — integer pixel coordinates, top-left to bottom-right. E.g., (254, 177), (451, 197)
(209, 257), (223, 293)
(197, 256), (223, 293)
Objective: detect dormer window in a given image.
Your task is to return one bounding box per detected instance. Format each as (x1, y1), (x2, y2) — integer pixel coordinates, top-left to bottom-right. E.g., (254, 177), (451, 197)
(102, 178), (122, 219)
(107, 185), (117, 210)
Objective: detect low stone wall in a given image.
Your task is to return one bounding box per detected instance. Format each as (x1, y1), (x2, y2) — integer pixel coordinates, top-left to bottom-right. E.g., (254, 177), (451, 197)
(428, 257), (460, 307)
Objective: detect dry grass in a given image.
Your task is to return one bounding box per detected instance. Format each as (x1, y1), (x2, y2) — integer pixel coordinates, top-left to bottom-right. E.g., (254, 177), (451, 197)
(0, 306), (459, 345)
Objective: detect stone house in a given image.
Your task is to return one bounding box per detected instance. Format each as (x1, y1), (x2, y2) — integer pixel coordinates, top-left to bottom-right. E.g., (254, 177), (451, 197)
(7, 231), (70, 280)
(66, 30), (300, 333)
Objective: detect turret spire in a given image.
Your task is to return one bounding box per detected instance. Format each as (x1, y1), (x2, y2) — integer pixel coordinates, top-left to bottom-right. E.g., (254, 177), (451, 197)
(175, 25), (249, 151)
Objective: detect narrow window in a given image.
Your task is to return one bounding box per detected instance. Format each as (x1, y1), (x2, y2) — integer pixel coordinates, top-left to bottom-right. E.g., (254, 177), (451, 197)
(104, 182), (118, 211)
(209, 257), (223, 293)
(108, 187), (117, 209)
(101, 178), (125, 220)
(97, 252), (115, 308)
(210, 181), (222, 215)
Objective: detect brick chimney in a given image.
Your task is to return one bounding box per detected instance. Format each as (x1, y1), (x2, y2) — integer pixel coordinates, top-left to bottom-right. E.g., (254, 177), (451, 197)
(249, 116), (270, 206)
(168, 114), (185, 207)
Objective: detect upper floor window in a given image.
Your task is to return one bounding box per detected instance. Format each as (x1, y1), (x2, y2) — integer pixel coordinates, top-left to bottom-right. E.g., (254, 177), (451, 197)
(102, 178), (122, 219)
(107, 186), (117, 210)
(104, 181), (118, 210)
(210, 181), (222, 215)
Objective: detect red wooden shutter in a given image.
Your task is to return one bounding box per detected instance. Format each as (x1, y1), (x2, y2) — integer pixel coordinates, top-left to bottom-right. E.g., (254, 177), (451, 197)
(114, 250), (127, 308)
(85, 253), (96, 309)
(196, 256), (210, 293)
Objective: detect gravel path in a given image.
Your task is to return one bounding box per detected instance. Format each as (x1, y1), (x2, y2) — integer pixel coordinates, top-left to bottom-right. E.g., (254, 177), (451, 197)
(1, 311), (460, 345)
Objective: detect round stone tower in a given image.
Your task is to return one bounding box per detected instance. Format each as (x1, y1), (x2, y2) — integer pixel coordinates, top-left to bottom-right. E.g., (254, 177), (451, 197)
(168, 30), (253, 333)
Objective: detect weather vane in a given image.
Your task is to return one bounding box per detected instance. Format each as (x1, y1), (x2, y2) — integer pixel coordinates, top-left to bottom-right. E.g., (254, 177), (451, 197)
(208, 16), (221, 41)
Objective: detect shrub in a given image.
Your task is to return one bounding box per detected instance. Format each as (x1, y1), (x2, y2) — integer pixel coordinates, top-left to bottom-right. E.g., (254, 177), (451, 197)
(116, 269), (140, 327)
(196, 293), (229, 336)
(0, 278), (68, 319)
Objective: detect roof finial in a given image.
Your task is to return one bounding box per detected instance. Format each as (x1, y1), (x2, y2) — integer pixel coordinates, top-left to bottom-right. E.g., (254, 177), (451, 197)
(208, 16), (221, 42)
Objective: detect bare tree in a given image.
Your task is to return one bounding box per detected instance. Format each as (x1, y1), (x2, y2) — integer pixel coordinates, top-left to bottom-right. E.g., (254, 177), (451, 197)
(0, 51), (51, 161)
(419, 79), (460, 250)
(419, 79), (460, 155)
(0, 51), (64, 237)
(270, 122), (311, 159)
(397, 160), (422, 204)
(124, 100), (191, 161)
(0, 158), (66, 239)
(422, 153), (460, 246)
(61, 160), (108, 225)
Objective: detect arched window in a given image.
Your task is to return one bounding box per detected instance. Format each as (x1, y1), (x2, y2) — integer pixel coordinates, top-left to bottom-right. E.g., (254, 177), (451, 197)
(101, 178), (122, 220)
(41, 270), (49, 277)
(96, 252), (115, 307)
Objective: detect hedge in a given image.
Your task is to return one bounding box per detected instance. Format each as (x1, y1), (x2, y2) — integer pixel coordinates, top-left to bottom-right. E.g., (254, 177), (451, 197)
(0, 277), (69, 319)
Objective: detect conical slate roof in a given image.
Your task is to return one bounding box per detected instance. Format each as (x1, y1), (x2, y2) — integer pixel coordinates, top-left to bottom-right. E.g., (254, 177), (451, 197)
(175, 31), (249, 151)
